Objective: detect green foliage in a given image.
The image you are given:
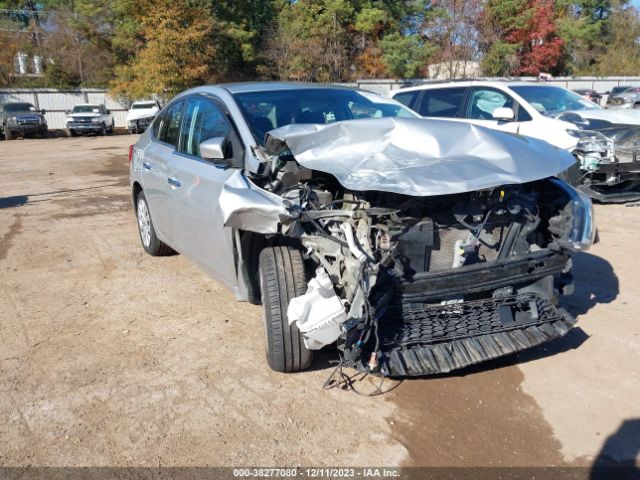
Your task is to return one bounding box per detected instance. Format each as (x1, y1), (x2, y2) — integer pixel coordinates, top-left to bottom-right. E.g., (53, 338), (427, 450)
(480, 41), (520, 76)
(5, 0), (640, 92)
(592, 0), (640, 75)
(556, 0), (612, 73)
(380, 32), (433, 78)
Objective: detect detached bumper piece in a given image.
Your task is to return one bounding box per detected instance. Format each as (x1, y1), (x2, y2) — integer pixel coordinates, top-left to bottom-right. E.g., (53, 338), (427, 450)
(346, 293), (576, 377)
(578, 181), (640, 203)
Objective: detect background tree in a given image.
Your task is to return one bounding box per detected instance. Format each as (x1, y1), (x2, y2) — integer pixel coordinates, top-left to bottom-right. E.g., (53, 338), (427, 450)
(556, 0), (611, 74)
(111, 0), (215, 100)
(591, 0), (640, 74)
(420, 0), (483, 79)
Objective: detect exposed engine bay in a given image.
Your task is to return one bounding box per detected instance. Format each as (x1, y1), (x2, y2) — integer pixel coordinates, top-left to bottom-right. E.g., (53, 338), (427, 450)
(556, 114), (640, 203)
(223, 118), (595, 377)
(260, 169), (585, 376)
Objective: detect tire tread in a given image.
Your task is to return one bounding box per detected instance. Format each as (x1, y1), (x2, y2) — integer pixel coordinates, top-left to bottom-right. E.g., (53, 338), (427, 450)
(260, 246), (312, 372)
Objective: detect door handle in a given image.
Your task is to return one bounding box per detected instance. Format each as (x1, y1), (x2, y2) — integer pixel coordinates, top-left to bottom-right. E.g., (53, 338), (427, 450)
(167, 177), (181, 187)
(142, 161), (152, 170)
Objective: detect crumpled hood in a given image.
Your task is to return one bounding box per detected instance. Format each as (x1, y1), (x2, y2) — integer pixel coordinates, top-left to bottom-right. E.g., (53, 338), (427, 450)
(264, 117), (576, 197)
(127, 108), (159, 122)
(557, 108), (640, 126)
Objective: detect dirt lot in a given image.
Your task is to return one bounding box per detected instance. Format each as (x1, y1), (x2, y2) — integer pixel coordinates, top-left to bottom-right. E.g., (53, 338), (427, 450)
(1, 136), (639, 471)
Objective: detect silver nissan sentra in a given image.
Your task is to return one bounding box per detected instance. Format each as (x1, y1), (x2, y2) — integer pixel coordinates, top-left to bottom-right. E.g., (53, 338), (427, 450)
(130, 82), (594, 377)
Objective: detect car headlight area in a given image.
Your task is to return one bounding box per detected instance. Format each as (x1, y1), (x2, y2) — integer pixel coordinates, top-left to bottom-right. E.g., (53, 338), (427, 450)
(550, 178), (596, 251)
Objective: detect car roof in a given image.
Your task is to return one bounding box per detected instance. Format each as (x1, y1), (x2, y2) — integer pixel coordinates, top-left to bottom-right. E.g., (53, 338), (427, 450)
(216, 81), (357, 94)
(391, 80), (553, 94)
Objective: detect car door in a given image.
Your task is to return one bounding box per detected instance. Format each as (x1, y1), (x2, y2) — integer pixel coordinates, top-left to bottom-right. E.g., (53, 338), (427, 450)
(165, 95), (242, 287)
(461, 87), (521, 134)
(140, 100), (185, 245)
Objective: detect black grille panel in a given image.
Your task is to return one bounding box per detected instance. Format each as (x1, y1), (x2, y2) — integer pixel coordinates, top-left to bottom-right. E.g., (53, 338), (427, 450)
(344, 292), (576, 377)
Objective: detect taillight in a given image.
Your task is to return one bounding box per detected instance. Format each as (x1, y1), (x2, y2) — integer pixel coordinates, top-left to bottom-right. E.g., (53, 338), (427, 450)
(128, 145), (134, 165)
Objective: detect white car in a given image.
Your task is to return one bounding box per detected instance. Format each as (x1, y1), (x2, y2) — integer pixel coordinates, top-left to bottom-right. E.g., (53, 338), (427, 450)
(391, 81), (640, 202)
(126, 100), (161, 134)
(66, 104), (115, 136)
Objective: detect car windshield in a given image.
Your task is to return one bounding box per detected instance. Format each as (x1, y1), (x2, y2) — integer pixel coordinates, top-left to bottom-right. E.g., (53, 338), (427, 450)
(611, 86), (632, 95)
(4, 103), (37, 113)
(72, 105), (100, 113)
(131, 102), (157, 109)
(510, 85), (600, 115)
(232, 88), (416, 145)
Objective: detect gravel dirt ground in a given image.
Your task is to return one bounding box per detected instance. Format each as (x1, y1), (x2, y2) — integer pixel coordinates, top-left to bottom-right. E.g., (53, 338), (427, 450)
(0, 136), (638, 473)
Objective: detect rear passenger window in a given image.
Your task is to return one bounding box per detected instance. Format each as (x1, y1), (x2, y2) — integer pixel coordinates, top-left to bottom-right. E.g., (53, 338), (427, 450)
(157, 101), (184, 147)
(417, 87), (466, 118)
(392, 91), (419, 109)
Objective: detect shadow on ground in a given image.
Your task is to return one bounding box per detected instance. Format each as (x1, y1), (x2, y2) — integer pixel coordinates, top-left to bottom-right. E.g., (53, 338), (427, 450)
(591, 418), (640, 480)
(563, 251), (619, 317)
(0, 195), (28, 209)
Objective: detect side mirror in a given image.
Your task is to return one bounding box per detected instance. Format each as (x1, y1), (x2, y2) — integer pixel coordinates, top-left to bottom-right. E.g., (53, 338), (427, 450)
(41, 109), (46, 114)
(106, 109), (111, 114)
(200, 137), (234, 167)
(492, 107), (515, 121)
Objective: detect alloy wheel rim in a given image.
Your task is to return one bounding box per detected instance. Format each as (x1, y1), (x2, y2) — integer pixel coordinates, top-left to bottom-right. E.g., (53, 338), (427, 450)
(137, 198), (151, 247)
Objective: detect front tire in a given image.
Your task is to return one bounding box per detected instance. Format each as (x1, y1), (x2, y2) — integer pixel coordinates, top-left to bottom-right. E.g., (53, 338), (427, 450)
(99, 123), (106, 136)
(259, 246), (313, 373)
(135, 191), (173, 256)
(4, 126), (14, 140)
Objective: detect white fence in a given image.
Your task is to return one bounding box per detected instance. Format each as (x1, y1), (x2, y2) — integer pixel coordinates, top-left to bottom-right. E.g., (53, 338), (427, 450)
(0, 89), (128, 130)
(4, 77), (640, 130)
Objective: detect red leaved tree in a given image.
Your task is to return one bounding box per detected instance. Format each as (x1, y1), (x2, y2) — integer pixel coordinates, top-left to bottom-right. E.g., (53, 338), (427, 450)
(507, 0), (564, 75)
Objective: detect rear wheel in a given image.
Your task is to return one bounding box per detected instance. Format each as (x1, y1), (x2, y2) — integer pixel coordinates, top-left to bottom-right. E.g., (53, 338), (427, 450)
(135, 191), (173, 256)
(259, 246), (313, 372)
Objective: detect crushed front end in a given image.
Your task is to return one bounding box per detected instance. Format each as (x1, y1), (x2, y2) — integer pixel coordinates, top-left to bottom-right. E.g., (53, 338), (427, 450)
(285, 180), (591, 376)
(567, 125), (640, 203)
(223, 118), (594, 377)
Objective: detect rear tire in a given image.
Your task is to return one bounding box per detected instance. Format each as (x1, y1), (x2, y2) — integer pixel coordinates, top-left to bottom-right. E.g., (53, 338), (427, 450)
(135, 191), (173, 256)
(259, 246), (313, 373)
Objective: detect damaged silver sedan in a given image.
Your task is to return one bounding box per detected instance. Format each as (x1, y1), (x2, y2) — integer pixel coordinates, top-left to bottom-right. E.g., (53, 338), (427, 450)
(130, 83), (595, 377)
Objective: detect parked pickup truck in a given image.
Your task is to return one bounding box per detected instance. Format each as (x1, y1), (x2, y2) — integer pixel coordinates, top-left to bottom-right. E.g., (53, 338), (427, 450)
(127, 100), (161, 134)
(1, 102), (48, 140)
(66, 104), (115, 136)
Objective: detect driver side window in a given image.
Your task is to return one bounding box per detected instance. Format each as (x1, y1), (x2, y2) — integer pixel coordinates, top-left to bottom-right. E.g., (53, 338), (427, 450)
(467, 89), (512, 120)
(179, 97), (231, 157)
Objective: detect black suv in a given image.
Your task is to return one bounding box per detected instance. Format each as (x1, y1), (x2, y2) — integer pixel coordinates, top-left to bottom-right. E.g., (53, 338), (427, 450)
(1, 102), (48, 140)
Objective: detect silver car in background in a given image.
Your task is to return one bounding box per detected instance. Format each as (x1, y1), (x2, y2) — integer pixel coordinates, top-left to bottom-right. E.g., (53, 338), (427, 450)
(130, 83), (594, 377)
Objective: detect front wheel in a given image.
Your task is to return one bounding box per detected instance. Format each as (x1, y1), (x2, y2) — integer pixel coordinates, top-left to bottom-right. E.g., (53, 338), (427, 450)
(135, 191), (173, 256)
(4, 126), (14, 140)
(99, 123), (106, 136)
(259, 246), (313, 373)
